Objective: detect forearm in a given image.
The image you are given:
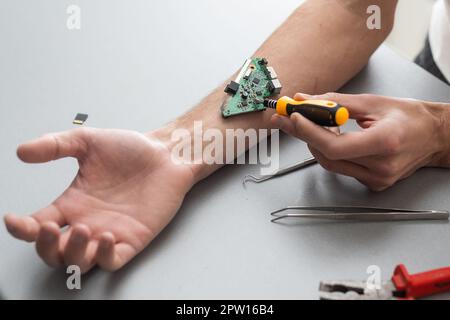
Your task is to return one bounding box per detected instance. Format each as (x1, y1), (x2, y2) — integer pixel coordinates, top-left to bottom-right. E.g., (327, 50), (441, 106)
(152, 0), (397, 182)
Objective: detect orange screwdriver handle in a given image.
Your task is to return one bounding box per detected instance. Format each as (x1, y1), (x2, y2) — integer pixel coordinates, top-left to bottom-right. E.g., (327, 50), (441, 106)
(271, 96), (349, 127)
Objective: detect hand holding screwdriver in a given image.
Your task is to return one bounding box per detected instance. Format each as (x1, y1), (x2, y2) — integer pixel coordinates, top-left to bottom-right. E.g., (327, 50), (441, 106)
(271, 92), (450, 192)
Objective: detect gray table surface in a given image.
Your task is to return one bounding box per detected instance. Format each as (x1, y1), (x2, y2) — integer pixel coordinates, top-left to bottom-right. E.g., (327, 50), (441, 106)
(1, 0), (450, 300)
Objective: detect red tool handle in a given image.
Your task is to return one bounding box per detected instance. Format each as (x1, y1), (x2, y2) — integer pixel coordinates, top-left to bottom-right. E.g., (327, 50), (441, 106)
(392, 264), (450, 299)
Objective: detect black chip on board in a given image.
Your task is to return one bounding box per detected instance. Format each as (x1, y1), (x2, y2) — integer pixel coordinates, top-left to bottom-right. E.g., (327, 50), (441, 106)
(224, 81), (240, 94)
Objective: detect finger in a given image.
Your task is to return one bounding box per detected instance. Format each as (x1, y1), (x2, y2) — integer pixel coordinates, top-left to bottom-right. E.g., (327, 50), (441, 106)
(327, 126), (340, 135)
(4, 214), (40, 242)
(287, 112), (389, 160)
(349, 153), (428, 181)
(272, 113), (340, 138)
(96, 233), (119, 271)
(35, 222), (63, 267)
(309, 146), (374, 182)
(17, 128), (89, 163)
(32, 204), (66, 228)
(400, 166), (420, 180)
(96, 233), (136, 272)
(310, 146), (393, 191)
(4, 204), (67, 242)
(357, 119), (375, 129)
(401, 153), (434, 179)
(341, 153), (385, 170)
(63, 224), (96, 271)
(271, 114), (296, 136)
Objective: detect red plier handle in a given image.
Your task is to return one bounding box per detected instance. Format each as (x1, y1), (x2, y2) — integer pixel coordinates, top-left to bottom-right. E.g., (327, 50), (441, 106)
(392, 264), (450, 299)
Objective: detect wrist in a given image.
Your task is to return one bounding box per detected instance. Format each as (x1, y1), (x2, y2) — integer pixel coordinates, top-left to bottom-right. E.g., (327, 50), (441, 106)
(147, 122), (220, 185)
(142, 126), (198, 189)
(427, 102), (450, 167)
(148, 123), (177, 151)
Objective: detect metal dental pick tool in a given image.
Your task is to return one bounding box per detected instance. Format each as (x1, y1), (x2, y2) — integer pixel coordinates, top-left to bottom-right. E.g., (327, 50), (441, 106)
(270, 206), (450, 223)
(243, 156), (317, 185)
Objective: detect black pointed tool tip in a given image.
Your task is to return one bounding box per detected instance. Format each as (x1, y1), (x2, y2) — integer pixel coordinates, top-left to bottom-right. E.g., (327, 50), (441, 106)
(263, 99), (272, 108)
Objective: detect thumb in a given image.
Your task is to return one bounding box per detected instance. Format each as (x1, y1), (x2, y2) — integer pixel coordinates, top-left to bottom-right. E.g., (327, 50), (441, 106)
(17, 128), (89, 163)
(294, 92), (315, 101)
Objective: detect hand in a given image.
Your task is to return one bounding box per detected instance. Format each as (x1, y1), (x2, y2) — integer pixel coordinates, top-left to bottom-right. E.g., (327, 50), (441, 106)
(271, 93), (450, 191)
(4, 128), (194, 272)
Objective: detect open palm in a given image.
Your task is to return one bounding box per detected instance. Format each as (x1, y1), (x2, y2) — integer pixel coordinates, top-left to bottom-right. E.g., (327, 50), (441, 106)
(4, 128), (194, 272)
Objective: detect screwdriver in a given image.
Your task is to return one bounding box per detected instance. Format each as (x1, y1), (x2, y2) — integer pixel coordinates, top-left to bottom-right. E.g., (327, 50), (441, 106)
(264, 96), (349, 126)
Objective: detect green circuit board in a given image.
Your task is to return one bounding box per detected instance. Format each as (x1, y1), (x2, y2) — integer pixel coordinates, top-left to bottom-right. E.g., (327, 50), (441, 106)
(221, 57), (282, 118)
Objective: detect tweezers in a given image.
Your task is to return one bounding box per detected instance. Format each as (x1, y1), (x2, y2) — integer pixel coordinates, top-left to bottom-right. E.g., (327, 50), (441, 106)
(270, 206), (450, 223)
(243, 156), (317, 185)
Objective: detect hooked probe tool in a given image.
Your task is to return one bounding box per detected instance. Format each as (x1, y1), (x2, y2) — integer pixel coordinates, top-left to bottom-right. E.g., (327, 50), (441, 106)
(243, 157), (317, 185)
(264, 96), (349, 127)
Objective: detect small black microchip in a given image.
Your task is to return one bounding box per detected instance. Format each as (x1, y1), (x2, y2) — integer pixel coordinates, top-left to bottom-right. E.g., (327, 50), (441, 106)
(73, 113), (88, 125)
(224, 81), (240, 95)
(252, 78), (260, 84)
